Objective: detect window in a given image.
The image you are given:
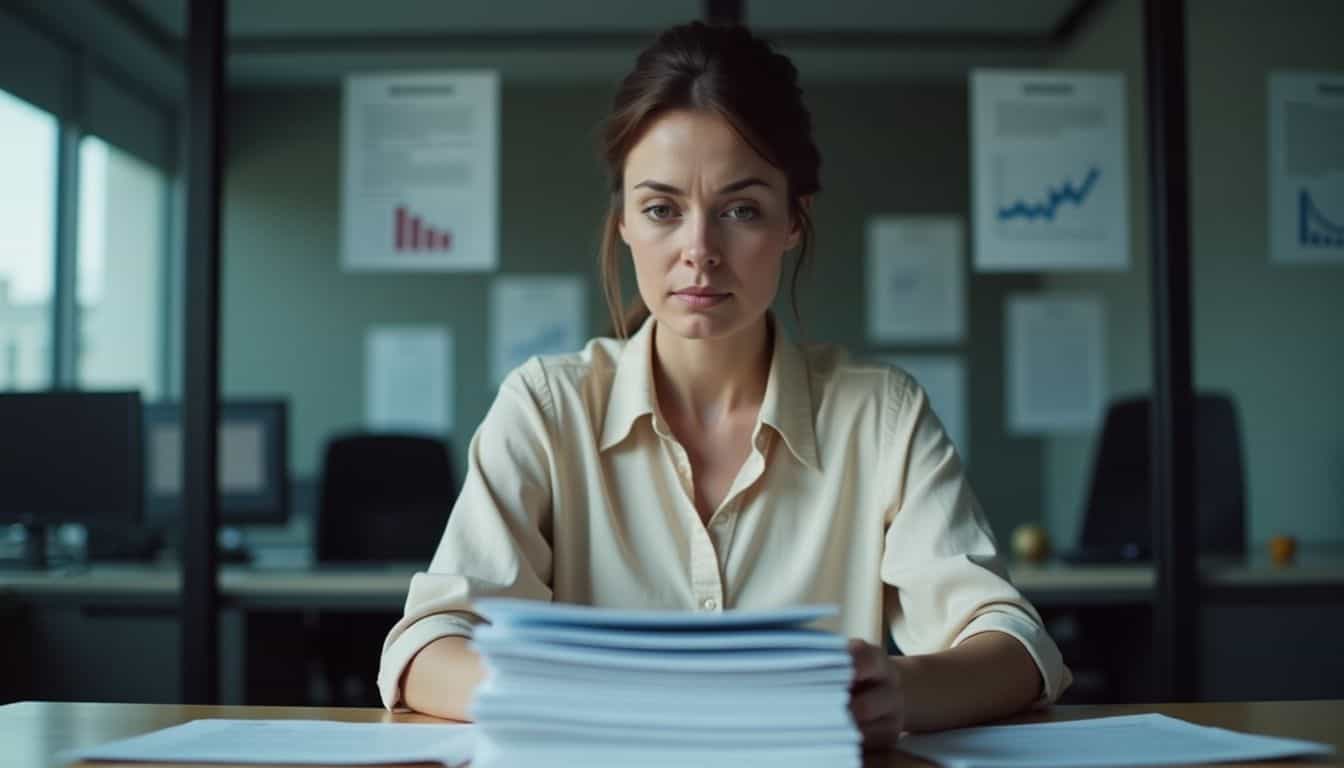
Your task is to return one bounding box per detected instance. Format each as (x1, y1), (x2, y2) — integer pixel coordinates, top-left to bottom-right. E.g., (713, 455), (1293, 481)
(0, 88), (57, 391)
(76, 135), (167, 399)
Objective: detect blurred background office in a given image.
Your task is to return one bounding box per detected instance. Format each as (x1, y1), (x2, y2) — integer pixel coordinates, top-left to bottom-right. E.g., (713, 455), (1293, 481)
(0, 0), (1340, 709)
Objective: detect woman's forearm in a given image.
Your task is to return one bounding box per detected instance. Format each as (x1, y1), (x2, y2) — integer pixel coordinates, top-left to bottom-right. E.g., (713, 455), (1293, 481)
(401, 636), (486, 721)
(894, 631), (1043, 732)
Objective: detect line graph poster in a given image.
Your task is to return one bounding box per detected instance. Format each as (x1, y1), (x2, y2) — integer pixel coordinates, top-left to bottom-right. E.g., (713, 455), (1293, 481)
(342, 71), (499, 272)
(491, 276), (587, 385)
(1269, 72), (1344, 264)
(971, 71), (1129, 272)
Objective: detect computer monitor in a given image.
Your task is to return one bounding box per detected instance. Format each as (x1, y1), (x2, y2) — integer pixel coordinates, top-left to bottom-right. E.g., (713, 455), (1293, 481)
(142, 399), (289, 533)
(0, 391), (143, 569)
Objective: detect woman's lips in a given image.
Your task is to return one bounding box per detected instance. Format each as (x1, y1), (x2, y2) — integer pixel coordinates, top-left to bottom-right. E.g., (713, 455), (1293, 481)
(674, 291), (730, 308)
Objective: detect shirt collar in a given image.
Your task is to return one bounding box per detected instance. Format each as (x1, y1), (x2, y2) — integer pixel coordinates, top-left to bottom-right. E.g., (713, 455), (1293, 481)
(599, 314), (820, 472)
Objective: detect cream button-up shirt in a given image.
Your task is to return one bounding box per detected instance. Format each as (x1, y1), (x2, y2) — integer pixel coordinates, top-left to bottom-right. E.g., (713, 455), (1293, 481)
(378, 317), (1071, 710)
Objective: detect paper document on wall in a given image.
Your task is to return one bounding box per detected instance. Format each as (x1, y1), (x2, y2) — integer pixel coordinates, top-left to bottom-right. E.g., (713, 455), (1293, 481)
(866, 216), (966, 343)
(66, 719), (474, 766)
(491, 275), (587, 385)
(897, 713), (1333, 768)
(1005, 295), (1105, 434)
(342, 71), (499, 272)
(1269, 71), (1344, 264)
(366, 325), (454, 435)
(972, 70), (1129, 272)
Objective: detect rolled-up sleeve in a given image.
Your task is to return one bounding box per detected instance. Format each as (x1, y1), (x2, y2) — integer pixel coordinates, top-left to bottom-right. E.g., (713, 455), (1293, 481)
(377, 360), (557, 710)
(879, 373), (1071, 705)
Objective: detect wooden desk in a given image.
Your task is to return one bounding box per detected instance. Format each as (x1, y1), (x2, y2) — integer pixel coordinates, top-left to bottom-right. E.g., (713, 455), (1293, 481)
(4, 700), (1339, 768)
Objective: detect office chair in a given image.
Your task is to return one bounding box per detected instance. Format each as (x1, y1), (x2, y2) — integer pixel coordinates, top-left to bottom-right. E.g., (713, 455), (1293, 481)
(1074, 392), (1246, 561)
(309, 434), (457, 706)
(1056, 393), (1245, 703)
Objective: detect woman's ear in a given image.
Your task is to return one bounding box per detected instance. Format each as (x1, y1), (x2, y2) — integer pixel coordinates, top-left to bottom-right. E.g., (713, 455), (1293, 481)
(787, 195), (813, 250)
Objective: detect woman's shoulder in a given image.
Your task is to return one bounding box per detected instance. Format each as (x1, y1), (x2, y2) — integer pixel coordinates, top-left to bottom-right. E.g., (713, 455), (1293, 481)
(798, 342), (922, 409)
(499, 335), (628, 407)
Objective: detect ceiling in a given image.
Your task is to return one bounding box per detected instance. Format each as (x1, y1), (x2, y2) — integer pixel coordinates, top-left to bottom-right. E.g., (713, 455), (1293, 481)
(109, 0), (1099, 84)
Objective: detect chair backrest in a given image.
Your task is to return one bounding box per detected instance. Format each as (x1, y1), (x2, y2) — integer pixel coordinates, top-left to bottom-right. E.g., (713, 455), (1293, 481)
(315, 433), (456, 563)
(1080, 392), (1246, 558)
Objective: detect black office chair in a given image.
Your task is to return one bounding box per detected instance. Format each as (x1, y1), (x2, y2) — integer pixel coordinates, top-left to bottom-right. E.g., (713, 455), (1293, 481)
(308, 434), (457, 706)
(1074, 392), (1246, 561)
(1054, 393), (1246, 703)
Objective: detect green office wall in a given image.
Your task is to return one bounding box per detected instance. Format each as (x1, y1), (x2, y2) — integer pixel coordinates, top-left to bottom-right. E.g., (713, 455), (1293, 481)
(221, 79), (1047, 541)
(1044, 0), (1344, 548)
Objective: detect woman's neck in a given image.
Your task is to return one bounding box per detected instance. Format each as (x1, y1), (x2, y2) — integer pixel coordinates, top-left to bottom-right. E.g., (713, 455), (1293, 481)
(651, 315), (773, 430)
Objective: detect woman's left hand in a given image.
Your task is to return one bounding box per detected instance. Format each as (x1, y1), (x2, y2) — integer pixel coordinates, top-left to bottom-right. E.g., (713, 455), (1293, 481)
(847, 638), (906, 750)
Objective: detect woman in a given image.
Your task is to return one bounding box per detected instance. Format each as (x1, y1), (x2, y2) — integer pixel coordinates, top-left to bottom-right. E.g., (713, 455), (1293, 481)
(378, 22), (1070, 748)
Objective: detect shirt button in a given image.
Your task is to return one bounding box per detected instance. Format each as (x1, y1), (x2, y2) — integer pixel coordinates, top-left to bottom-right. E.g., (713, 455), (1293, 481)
(702, 598), (719, 611)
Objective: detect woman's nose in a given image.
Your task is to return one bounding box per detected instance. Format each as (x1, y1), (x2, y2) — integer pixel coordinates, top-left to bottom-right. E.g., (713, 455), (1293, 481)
(682, 215), (721, 269)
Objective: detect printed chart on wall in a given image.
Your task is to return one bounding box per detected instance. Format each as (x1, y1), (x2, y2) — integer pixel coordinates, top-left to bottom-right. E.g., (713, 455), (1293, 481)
(342, 72), (499, 272)
(865, 216), (965, 344)
(972, 71), (1129, 272)
(490, 276), (587, 385)
(365, 326), (454, 436)
(1005, 295), (1106, 435)
(1269, 72), (1344, 264)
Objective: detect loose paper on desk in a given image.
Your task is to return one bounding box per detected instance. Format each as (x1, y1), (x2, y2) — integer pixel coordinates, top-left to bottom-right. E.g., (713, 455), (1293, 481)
(971, 70), (1129, 272)
(1269, 71), (1344, 264)
(865, 216), (965, 344)
(67, 719), (475, 767)
(342, 71), (499, 273)
(490, 275), (587, 385)
(897, 713), (1333, 768)
(882, 355), (968, 464)
(366, 325), (454, 435)
(1005, 294), (1105, 434)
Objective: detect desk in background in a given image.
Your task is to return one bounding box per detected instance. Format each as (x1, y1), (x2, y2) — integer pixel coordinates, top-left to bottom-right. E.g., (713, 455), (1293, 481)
(2, 559), (1342, 706)
(3, 699), (1341, 768)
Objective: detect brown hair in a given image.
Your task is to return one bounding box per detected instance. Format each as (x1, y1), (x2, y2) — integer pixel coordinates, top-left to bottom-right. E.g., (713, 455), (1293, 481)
(598, 22), (822, 338)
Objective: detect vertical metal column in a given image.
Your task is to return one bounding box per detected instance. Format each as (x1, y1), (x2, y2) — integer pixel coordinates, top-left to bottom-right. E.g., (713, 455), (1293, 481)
(1143, 0), (1199, 702)
(181, 0), (225, 705)
(51, 53), (83, 388)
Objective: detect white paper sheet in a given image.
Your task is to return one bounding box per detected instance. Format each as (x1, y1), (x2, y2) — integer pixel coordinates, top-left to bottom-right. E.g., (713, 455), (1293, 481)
(67, 719), (474, 767)
(342, 72), (499, 272)
(1005, 295), (1105, 434)
(490, 275), (587, 385)
(897, 713), (1333, 768)
(865, 216), (966, 343)
(972, 71), (1130, 272)
(365, 325), (454, 435)
(1269, 71), (1344, 264)
(884, 355), (969, 464)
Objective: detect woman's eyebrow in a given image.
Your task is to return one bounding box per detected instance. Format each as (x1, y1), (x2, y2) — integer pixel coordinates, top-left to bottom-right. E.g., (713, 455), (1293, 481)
(631, 177), (772, 195)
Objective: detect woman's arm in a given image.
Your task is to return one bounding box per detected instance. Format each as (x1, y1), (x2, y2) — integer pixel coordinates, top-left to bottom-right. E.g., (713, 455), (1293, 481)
(401, 636), (487, 721)
(849, 631), (1043, 747)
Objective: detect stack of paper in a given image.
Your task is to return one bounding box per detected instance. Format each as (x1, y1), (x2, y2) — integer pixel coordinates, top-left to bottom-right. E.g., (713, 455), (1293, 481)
(468, 599), (860, 768)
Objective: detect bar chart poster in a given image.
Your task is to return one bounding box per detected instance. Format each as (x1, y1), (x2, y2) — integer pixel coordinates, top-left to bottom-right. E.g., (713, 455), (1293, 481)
(342, 71), (498, 272)
(1269, 72), (1344, 264)
(971, 71), (1129, 272)
(490, 275), (587, 385)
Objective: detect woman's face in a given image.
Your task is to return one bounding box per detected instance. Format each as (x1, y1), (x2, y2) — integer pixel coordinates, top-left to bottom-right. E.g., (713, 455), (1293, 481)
(619, 109), (800, 342)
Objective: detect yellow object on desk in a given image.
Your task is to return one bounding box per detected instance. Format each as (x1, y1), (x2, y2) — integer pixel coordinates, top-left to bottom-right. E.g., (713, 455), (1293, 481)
(1011, 524), (1052, 564)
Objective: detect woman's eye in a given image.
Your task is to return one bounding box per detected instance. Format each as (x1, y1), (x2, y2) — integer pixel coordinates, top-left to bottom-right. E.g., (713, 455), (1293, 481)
(643, 204), (675, 221)
(723, 205), (759, 221)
